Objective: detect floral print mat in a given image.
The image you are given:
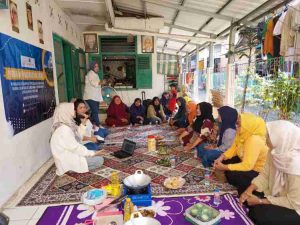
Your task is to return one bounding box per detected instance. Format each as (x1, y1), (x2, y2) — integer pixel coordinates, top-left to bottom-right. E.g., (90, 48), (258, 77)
(37, 193), (253, 225)
(18, 125), (235, 206)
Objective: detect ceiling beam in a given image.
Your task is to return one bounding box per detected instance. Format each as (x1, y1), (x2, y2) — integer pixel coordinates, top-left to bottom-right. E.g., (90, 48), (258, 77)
(105, 24), (222, 42)
(145, 0), (235, 22)
(158, 37), (202, 46)
(178, 0), (233, 54)
(142, 0), (147, 18)
(104, 0), (115, 26)
(162, 0), (186, 52)
(158, 47), (188, 54)
(164, 23), (215, 37)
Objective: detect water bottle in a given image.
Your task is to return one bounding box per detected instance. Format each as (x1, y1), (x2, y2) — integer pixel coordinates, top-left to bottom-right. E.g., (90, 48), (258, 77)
(204, 170), (210, 186)
(213, 188), (221, 205)
(193, 149), (198, 158)
(170, 156), (176, 168)
(124, 198), (133, 222)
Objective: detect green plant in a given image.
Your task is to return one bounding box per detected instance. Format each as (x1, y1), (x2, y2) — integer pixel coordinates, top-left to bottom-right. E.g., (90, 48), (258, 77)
(262, 74), (300, 119)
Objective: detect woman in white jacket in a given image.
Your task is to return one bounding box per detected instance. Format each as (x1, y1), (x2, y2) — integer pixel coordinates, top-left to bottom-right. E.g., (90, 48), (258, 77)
(50, 103), (104, 176)
(83, 61), (106, 127)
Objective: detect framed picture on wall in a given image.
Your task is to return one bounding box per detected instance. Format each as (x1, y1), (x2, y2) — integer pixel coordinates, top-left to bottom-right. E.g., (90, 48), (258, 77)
(141, 35), (154, 53)
(9, 0), (19, 33)
(0, 0), (8, 9)
(37, 20), (44, 44)
(84, 33), (98, 53)
(26, 3), (33, 31)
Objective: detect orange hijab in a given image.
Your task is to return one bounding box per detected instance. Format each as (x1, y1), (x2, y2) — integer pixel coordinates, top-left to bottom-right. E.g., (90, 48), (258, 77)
(187, 101), (197, 125)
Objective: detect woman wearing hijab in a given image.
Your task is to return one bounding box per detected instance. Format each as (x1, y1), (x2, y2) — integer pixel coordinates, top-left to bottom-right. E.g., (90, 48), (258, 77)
(239, 120), (300, 225)
(50, 103), (104, 176)
(170, 97), (188, 128)
(130, 98), (145, 125)
(179, 102), (214, 148)
(197, 106), (238, 168)
(106, 96), (129, 127)
(147, 97), (166, 124)
(160, 92), (172, 118)
(186, 101), (197, 126)
(168, 84), (178, 113)
(83, 61), (106, 127)
(74, 99), (108, 151)
(214, 113), (268, 195)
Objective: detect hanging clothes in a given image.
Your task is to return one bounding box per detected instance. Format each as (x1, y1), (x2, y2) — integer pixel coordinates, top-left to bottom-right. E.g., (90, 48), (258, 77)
(281, 3), (300, 62)
(273, 15), (281, 58)
(273, 11), (287, 35)
(263, 19), (275, 56)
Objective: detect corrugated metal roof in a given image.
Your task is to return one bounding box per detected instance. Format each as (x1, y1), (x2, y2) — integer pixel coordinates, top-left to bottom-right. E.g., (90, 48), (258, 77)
(56, 0), (294, 55)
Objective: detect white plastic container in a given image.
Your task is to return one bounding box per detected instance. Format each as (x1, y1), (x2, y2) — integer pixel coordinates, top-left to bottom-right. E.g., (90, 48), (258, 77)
(81, 189), (107, 206)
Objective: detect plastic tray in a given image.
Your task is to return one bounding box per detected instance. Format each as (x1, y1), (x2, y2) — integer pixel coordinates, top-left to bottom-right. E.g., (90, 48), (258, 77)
(184, 203), (221, 225)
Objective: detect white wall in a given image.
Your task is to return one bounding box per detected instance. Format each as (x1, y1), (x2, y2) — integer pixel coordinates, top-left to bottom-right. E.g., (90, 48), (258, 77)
(0, 0), (82, 207)
(85, 32), (165, 105)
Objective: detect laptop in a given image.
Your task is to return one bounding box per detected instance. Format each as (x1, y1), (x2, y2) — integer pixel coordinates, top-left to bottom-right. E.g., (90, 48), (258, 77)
(112, 139), (136, 159)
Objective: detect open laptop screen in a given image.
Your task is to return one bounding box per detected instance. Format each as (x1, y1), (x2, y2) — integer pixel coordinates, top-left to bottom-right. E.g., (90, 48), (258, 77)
(122, 139), (136, 155)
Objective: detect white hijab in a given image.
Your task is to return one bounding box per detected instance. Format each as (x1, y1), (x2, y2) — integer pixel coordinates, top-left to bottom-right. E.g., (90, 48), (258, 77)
(52, 103), (80, 141)
(267, 120), (300, 196)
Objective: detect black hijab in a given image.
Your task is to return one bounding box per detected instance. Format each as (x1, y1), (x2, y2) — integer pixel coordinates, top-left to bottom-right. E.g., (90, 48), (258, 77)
(192, 102), (214, 132)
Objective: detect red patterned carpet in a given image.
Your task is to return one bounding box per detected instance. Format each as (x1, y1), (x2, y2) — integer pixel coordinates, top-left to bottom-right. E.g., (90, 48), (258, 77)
(18, 125), (235, 206)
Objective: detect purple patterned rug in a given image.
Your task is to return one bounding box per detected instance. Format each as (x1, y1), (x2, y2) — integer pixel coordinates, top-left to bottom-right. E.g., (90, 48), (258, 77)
(37, 194), (253, 225)
(18, 125), (235, 206)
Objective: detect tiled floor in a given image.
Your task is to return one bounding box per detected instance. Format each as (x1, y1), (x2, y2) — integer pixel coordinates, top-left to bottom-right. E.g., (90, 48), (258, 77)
(3, 204), (48, 224)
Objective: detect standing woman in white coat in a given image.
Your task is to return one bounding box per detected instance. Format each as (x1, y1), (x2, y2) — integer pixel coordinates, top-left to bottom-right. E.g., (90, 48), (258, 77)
(50, 103), (104, 176)
(83, 61), (106, 127)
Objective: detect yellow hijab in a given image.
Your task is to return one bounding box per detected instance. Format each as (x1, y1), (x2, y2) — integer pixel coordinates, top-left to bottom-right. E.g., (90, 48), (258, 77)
(237, 113), (266, 145)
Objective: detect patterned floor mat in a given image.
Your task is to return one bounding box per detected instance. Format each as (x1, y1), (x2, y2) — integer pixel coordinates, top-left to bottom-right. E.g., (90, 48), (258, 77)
(18, 125), (236, 206)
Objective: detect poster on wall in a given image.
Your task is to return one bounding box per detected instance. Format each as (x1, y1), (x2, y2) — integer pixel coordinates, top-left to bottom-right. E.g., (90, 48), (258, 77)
(84, 33), (98, 53)
(26, 3), (33, 31)
(141, 35), (154, 53)
(0, 33), (56, 135)
(10, 0), (19, 33)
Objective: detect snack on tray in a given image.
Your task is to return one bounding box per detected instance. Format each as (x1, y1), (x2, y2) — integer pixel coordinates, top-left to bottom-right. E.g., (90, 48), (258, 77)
(156, 158), (171, 167)
(164, 177), (185, 189)
(155, 135), (164, 140)
(135, 209), (155, 218)
(157, 146), (169, 155)
(185, 203), (221, 225)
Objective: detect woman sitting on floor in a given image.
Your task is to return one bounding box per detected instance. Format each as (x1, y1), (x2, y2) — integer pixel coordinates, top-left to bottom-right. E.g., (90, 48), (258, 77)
(50, 103), (104, 176)
(197, 106), (237, 168)
(239, 120), (300, 225)
(187, 100), (197, 126)
(147, 97), (166, 124)
(214, 113), (268, 195)
(74, 99), (108, 151)
(170, 97), (188, 128)
(182, 102), (215, 152)
(106, 95), (129, 127)
(130, 98), (146, 125)
(168, 84), (178, 114)
(178, 102), (214, 148)
(160, 92), (172, 118)
(176, 100), (197, 134)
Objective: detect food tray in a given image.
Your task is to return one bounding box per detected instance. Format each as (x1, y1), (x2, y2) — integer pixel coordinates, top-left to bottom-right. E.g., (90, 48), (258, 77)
(184, 203), (221, 225)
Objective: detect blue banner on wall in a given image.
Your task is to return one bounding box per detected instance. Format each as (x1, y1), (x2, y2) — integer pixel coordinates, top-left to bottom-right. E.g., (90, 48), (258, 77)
(0, 33), (55, 135)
